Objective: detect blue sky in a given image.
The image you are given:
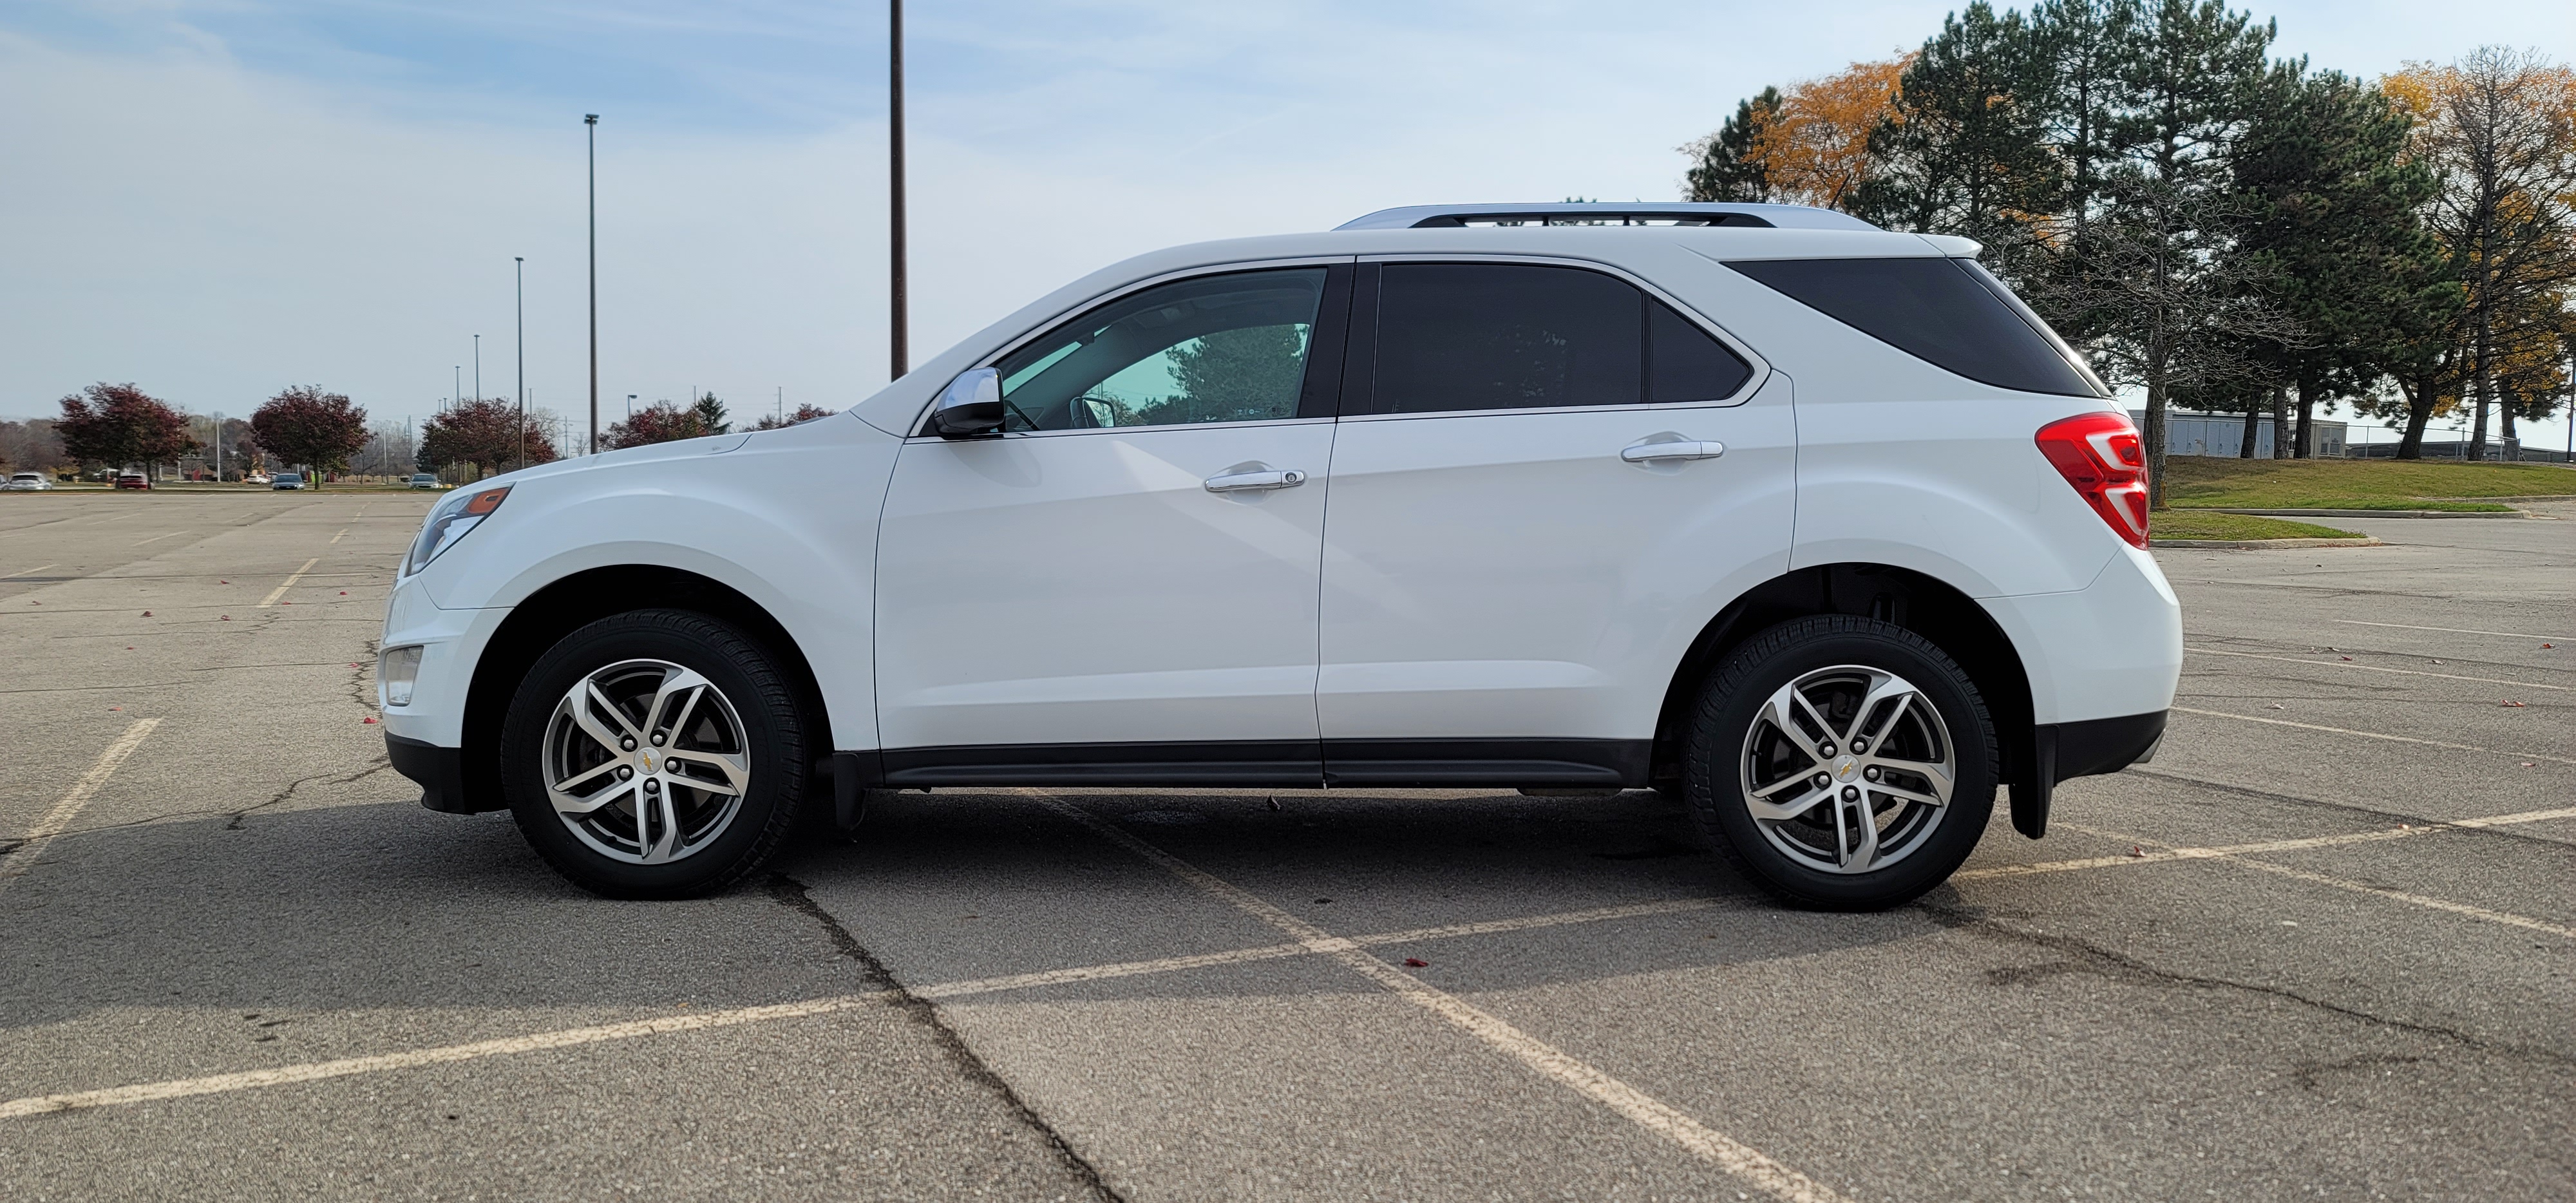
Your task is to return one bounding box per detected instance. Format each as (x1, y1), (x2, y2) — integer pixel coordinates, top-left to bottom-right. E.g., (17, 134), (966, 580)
(3, 1), (2571, 444)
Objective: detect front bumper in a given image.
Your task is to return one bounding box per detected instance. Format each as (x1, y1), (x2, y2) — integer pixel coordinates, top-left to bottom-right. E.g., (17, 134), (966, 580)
(386, 734), (492, 814)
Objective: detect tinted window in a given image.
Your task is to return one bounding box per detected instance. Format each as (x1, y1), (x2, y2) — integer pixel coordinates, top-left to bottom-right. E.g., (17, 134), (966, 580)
(1370, 264), (1642, 414)
(993, 268), (1327, 431)
(1725, 257), (2102, 397)
(1649, 301), (1754, 402)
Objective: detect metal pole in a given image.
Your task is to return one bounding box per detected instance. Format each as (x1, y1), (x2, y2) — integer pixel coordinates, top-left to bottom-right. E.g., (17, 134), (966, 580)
(586, 114), (600, 455)
(889, 0), (908, 380)
(515, 256), (526, 471)
(473, 336), (481, 403)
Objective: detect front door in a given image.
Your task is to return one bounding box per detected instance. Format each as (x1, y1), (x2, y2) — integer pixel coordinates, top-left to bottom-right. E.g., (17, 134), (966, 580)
(874, 264), (1350, 784)
(1316, 260), (1796, 784)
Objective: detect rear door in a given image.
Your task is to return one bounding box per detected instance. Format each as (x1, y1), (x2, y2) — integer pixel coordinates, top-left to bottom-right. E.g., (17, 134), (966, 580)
(1315, 259), (1796, 785)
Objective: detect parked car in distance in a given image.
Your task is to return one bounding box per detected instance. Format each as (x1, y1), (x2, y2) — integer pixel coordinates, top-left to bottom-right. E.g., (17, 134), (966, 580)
(381, 200), (2181, 910)
(114, 473), (151, 491)
(5, 472), (50, 491)
(410, 474), (443, 490)
(272, 473), (305, 490)
(245, 472), (271, 485)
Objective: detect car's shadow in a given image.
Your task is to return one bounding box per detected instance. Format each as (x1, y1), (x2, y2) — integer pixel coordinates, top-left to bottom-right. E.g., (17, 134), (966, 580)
(0, 788), (1976, 1030)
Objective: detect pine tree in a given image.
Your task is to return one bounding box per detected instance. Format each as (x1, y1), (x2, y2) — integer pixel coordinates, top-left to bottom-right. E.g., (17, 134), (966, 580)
(1855, 3), (2058, 271)
(2230, 64), (2455, 458)
(1681, 88), (1782, 202)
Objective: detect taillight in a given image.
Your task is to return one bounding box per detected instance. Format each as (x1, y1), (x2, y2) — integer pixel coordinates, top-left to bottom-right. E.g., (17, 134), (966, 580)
(2035, 412), (2149, 549)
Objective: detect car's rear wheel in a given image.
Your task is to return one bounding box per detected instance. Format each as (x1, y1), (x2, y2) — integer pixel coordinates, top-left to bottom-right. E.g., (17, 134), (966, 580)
(1683, 616), (1995, 910)
(502, 609), (810, 898)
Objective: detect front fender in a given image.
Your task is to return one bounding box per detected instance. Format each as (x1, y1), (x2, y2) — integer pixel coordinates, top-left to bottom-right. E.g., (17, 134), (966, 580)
(411, 420), (900, 750)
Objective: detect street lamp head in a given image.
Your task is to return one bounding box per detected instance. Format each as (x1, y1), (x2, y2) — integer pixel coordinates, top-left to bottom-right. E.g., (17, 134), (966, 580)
(585, 114), (598, 124)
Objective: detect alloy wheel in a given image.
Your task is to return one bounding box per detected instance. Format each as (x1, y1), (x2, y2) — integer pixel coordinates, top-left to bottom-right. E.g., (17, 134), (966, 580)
(542, 658), (753, 865)
(1738, 663), (1956, 875)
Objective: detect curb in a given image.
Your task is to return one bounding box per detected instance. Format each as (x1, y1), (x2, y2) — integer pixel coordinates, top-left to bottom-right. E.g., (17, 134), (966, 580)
(2150, 536), (2385, 549)
(2193, 506), (2527, 519)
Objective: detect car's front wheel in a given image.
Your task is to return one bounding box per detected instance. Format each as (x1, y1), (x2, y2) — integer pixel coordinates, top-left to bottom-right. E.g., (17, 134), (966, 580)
(1683, 616), (1996, 910)
(502, 609), (811, 898)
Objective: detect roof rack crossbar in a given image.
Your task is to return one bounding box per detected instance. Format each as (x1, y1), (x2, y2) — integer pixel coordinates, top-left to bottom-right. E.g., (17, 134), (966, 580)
(1334, 202), (1880, 232)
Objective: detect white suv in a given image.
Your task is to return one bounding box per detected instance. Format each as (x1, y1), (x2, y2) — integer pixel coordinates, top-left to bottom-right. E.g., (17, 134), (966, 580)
(381, 202), (2179, 908)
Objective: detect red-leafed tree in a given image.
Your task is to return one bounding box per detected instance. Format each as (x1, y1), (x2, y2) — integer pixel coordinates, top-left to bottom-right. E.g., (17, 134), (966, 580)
(55, 383), (198, 473)
(250, 386), (370, 486)
(419, 398), (558, 478)
(604, 400), (715, 448)
(751, 403), (837, 430)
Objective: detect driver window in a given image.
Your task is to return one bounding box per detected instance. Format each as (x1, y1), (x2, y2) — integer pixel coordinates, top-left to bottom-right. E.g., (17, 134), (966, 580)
(992, 268), (1327, 431)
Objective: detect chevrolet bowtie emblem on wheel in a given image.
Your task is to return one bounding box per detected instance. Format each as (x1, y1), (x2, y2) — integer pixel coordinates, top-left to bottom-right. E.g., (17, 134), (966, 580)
(1835, 759), (1859, 781)
(641, 752), (656, 773)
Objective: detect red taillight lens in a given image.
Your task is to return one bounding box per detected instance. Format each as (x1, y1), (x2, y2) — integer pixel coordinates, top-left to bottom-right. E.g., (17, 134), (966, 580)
(2036, 412), (2149, 549)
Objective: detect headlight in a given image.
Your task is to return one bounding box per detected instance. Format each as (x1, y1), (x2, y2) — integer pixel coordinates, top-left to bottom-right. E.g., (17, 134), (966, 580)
(406, 486), (510, 575)
(381, 645), (424, 706)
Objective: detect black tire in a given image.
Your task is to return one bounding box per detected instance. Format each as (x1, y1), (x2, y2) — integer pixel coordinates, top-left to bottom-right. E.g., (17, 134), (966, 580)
(1682, 616), (1996, 911)
(502, 609), (811, 899)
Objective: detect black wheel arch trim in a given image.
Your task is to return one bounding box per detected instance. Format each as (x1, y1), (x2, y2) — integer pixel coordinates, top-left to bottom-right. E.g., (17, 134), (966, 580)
(386, 732), (487, 815)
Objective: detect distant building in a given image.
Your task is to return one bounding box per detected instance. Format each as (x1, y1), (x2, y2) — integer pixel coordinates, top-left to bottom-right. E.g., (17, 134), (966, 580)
(2130, 410), (2344, 459)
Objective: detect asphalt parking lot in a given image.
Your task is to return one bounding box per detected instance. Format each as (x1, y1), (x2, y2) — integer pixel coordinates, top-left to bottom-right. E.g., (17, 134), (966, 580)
(2, 489), (2569, 1202)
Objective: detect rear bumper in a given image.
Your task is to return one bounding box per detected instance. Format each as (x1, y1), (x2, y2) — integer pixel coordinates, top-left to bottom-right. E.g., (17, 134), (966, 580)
(386, 734), (491, 815)
(2048, 709), (2165, 783)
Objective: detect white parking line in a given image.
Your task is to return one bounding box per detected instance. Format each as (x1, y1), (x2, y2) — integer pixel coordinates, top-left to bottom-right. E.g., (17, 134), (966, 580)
(3, 719), (160, 884)
(2050, 821), (2576, 941)
(329, 529), (348, 544)
(2336, 619), (2569, 643)
(2188, 647), (2571, 692)
(1955, 804), (2576, 884)
(131, 531), (190, 547)
(1034, 795), (1849, 1203)
(1, 564), (57, 578)
(2170, 706), (2576, 768)
(256, 558), (320, 608)
(0, 994), (893, 1120)
(0, 896), (1735, 1122)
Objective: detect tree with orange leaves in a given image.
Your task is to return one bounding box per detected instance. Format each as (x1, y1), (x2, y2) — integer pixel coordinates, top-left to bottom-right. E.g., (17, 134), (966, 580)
(1747, 57), (1915, 210)
(2380, 48), (2576, 458)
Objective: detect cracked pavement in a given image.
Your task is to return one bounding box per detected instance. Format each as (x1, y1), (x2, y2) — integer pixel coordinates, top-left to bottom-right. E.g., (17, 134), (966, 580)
(1, 489), (2570, 1201)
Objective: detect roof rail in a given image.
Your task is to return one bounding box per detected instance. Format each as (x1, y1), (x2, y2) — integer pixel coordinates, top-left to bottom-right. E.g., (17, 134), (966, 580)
(1335, 202), (1880, 232)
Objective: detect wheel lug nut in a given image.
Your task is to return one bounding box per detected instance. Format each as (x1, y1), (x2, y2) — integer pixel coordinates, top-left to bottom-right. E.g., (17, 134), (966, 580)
(1814, 773), (1832, 789)
(617, 766), (632, 780)
(643, 778), (659, 793)
(1863, 766), (1880, 781)
(650, 732), (666, 746)
(1841, 785), (1860, 801)
(1850, 738), (1868, 752)
(620, 737), (635, 751)
(1819, 743), (1835, 757)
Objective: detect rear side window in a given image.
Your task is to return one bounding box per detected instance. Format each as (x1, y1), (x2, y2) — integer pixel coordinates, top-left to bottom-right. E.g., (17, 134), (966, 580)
(1725, 257), (2103, 397)
(1364, 263), (1754, 414)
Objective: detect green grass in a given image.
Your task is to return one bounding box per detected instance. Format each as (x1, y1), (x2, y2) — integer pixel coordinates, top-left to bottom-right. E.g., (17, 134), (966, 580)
(2150, 509), (2362, 541)
(2162, 457), (2575, 511)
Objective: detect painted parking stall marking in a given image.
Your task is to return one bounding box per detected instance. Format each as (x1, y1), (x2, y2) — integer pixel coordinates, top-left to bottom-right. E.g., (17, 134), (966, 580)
(257, 558), (320, 608)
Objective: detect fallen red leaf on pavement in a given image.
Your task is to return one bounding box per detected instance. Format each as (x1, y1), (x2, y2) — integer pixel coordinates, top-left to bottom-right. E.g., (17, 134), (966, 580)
(2129, 846), (2145, 858)
(141, 611), (151, 617)
(2501, 700), (2526, 707)
(1403, 958), (1430, 968)
(220, 615), (231, 621)
(339, 591), (347, 595)
(2339, 656), (2352, 661)
(218, 580), (229, 584)
(362, 717), (379, 725)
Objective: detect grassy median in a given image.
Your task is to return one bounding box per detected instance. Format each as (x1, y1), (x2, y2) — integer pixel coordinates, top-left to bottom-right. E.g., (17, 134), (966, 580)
(2162, 457), (2575, 511)
(2150, 509), (2363, 541)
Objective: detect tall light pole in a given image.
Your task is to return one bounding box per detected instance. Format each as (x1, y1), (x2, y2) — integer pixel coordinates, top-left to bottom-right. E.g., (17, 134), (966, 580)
(453, 366), (461, 412)
(889, 0), (908, 380)
(473, 336), (481, 403)
(515, 256), (526, 472)
(586, 113), (600, 456)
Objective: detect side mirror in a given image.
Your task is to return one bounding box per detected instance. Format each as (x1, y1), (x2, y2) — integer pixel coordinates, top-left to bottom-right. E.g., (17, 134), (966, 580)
(932, 368), (1005, 439)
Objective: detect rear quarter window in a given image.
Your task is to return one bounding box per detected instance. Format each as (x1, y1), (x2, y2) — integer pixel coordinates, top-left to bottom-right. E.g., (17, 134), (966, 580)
(1724, 256), (2103, 397)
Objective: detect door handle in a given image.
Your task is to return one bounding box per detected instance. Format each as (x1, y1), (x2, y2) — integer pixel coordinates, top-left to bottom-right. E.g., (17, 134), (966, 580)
(1620, 439), (1725, 463)
(1203, 468), (1307, 493)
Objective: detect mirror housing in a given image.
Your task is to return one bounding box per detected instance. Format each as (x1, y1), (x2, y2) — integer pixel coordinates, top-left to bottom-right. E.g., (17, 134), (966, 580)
(932, 368), (1005, 438)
